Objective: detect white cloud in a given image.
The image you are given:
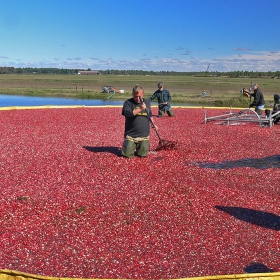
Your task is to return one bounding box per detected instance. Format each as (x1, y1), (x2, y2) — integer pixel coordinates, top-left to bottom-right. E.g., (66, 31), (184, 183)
(1, 51), (280, 72)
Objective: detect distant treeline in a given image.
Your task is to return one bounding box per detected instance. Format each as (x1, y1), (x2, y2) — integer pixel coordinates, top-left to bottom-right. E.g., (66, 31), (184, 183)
(0, 66), (280, 78)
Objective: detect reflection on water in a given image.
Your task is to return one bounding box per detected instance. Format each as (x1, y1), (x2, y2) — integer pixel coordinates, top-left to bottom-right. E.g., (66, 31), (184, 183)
(194, 155), (280, 169)
(0, 94), (202, 107)
(0, 94), (124, 107)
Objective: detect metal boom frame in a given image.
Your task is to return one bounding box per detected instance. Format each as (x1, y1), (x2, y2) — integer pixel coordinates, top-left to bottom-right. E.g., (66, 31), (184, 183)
(204, 107), (280, 127)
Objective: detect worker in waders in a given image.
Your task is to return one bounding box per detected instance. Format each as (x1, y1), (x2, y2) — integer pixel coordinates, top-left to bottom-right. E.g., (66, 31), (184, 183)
(249, 83), (266, 115)
(149, 82), (174, 117)
(122, 85), (157, 158)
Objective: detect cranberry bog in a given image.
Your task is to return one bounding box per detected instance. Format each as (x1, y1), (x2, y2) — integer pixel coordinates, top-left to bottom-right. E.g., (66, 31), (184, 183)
(0, 106), (280, 280)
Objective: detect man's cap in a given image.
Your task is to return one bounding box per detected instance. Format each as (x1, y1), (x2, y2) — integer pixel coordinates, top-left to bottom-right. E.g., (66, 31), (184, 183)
(158, 82), (163, 87)
(252, 83), (257, 87)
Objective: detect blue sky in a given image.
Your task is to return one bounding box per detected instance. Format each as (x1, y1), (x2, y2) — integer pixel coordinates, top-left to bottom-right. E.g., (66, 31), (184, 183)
(1, 0), (280, 72)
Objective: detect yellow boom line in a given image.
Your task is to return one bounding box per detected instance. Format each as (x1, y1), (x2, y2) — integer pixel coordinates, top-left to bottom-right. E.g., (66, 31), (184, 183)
(1, 269), (280, 280)
(0, 105), (249, 111)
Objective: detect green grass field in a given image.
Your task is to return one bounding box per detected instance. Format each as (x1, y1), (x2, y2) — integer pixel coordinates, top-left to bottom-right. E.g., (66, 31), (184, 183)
(1, 74), (280, 107)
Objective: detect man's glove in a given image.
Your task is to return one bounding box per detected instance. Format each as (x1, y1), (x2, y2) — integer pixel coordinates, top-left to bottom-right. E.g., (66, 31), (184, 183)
(249, 103), (255, 108)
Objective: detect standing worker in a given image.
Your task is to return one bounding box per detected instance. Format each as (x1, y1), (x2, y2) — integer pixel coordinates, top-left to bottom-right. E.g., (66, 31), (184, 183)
(122, 84), (156, 158)
(248, 83), (265, 115)
(149, 82), (174, 117)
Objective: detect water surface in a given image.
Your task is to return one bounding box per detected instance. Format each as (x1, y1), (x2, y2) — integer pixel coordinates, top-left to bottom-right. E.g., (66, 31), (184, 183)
(0, 94), (200, 107)
(0, 94), (124, 107)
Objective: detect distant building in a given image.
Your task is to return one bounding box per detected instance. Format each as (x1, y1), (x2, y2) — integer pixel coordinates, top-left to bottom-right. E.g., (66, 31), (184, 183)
(78, 70), (100, 75)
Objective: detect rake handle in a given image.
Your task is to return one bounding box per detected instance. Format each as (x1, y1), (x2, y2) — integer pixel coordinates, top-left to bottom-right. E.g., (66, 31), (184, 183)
(144, 108), (162, 143)
(139, 97), (163, 143)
